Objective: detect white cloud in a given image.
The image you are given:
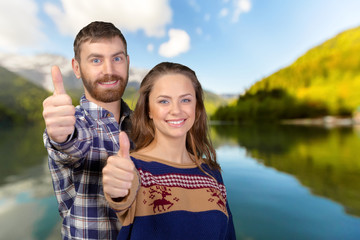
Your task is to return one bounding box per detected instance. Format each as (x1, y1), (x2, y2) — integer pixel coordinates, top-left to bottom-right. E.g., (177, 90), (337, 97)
(219, 8), (229, 18)
(0, 0), (46, 52)
(159, 29), (190, 58)
(232, 0), (251, 22)
(147, 44), (154, 52)
(44, 0), (172, 37)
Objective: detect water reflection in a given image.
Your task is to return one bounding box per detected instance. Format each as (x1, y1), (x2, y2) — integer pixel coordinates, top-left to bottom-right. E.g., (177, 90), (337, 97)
(0, 158), (61, 240)
(212, 123), (360, 217)
(1, 123), (360, 239)
(0, 123), (47, 185)
(0, 123), (61, 239)
(216, 144), (360, 240)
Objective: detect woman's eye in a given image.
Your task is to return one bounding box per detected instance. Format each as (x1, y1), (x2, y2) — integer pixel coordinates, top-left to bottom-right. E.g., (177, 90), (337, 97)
(182, 99), (191, 103)
(159, 100), (169, 104)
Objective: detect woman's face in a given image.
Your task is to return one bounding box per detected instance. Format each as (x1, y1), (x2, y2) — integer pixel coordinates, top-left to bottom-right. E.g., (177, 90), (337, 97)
(148, 73), (196, 142)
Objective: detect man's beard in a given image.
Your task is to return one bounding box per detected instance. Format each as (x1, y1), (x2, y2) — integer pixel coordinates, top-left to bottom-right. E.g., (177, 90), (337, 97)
(81, 72), (128, 103)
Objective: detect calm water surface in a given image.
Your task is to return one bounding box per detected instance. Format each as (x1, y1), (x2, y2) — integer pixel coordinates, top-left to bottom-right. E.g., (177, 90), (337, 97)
(0, 123), (359, 239)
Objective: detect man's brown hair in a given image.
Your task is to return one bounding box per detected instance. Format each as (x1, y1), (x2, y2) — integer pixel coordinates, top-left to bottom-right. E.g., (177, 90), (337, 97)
(73, 21), (127, 62)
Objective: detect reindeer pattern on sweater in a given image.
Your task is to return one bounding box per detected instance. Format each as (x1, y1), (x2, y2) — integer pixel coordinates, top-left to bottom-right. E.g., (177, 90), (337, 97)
(106, 152), (236, 240)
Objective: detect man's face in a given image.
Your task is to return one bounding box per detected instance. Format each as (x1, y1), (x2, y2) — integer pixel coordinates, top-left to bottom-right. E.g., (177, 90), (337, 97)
(74, 37), (129, 103)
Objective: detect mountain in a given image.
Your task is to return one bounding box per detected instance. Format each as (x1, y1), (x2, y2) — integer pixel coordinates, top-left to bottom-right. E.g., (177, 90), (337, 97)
(0, 53), (149, 92)
(0, 53), (79, 91)
(248, 25), (360, 111)
(213, 26), (360, 121)
(0, 53), (230, 115)
(0, 66), (50, 123)
(0, 53), (230, 124)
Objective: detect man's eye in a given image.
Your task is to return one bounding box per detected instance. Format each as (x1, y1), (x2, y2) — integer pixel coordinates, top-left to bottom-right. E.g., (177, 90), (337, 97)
(92, 59), (101, 64)
(114, 56), (123, 62)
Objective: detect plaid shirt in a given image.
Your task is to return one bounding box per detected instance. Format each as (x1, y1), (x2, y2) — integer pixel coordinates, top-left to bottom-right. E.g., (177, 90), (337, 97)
(43, 95), (132, 240)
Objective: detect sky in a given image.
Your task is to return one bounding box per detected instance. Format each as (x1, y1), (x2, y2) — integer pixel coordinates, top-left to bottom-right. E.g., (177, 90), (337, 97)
(0, 0), (360, 95)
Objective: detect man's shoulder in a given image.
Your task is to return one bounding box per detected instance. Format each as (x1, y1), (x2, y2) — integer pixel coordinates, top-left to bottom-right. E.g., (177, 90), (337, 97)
(121, 99), (133, 116)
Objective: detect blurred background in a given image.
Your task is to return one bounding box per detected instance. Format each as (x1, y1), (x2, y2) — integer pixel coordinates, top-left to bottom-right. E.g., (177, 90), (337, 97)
(1, 0), (360, 239)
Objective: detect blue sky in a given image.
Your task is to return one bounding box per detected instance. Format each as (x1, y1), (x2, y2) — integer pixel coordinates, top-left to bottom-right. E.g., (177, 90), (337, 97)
(1, 0), (360, 94)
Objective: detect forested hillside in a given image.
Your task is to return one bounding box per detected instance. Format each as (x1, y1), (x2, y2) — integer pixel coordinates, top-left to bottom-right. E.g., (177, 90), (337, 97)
(0, 66), (50, 124)
(213, 26), (360, 122)
(0, 64), (229, 125)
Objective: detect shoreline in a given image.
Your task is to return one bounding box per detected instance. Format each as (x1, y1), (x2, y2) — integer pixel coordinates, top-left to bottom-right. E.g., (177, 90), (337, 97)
(281, 116), (359, 127)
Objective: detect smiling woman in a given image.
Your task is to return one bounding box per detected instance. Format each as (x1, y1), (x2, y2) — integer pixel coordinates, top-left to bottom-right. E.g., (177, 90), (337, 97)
(147, 73), (196, 147)
(102, 62), (236, 239)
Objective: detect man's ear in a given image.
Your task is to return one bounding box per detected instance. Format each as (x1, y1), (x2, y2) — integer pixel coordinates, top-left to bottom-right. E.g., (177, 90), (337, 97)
(72, 58), (81, 79)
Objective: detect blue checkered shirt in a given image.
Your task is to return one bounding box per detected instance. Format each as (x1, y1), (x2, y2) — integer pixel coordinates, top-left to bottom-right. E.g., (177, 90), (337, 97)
(44, 95), (132, 240)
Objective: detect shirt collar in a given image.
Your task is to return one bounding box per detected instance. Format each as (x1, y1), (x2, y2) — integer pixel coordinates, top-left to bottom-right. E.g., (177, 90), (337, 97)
(80, 94), (131, 120)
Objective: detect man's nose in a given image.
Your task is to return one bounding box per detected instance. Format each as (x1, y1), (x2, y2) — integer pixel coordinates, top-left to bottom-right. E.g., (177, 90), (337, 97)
(103, 60), (114, 75)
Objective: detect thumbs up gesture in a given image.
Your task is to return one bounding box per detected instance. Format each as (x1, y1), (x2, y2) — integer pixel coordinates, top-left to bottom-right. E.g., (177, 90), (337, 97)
(42, 66), (76, 143)
(102, 132), (135, 199)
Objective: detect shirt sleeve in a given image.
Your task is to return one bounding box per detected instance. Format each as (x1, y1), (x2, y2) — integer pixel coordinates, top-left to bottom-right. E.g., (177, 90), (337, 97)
(43, 117), (92, 165)
(105, 169), (141, 226)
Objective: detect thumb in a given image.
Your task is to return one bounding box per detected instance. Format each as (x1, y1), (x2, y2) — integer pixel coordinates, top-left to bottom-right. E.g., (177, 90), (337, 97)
(51, 65), (66, 95)
(118, 131), (130, 159)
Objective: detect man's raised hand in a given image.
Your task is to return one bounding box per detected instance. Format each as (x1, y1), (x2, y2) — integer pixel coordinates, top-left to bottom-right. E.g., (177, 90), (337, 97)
(42, 66), (76, 143)
(102, 132), (135, 199)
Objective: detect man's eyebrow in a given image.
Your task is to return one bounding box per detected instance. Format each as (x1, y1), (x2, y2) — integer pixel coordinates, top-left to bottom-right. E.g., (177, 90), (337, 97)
(86, 51), (126, 60)
(86, 53), (103, 60)
(112, 51), (126, 57)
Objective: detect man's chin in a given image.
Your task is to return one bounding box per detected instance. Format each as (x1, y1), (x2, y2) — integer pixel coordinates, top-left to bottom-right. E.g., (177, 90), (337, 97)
(96, 95), (122, 103)
(88, 88), (120, 102)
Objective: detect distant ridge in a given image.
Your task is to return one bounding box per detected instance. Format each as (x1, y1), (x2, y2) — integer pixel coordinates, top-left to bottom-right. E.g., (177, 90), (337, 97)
(213, 26), (360, 121)
(0, 54), (231, 124)
(0, 65), (50, 123)
(0, 53), (149, 92)
(248, 25), (360, 113)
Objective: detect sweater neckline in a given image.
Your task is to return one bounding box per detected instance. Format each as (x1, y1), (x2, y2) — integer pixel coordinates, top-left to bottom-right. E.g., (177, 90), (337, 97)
(130, 152), (198, 169)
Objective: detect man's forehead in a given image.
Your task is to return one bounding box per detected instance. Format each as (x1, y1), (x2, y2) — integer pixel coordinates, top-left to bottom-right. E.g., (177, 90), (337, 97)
(80, 37), (126, 55)
(84, 36), (124, 46)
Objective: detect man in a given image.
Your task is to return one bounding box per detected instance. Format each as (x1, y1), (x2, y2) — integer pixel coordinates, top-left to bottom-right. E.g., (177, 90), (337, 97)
(42, 21), (132, 240)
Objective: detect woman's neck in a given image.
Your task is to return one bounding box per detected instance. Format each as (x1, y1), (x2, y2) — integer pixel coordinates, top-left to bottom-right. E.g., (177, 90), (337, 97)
(137, 136), (193, 165)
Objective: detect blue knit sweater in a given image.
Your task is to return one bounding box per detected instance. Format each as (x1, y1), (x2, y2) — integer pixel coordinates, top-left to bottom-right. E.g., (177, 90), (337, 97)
(106, 152), (236, 240)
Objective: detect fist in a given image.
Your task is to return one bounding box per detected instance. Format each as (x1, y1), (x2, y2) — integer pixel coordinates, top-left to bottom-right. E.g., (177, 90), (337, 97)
(103, 132), (135, 199)
(42, 66), (76, 143)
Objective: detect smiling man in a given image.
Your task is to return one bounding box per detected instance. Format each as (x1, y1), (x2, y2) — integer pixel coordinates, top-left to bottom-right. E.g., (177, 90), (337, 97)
(42, 21), (132, 240)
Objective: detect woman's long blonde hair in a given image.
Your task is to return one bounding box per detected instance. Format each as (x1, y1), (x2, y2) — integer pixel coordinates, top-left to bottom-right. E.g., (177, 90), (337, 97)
(130, 62), (220, 171)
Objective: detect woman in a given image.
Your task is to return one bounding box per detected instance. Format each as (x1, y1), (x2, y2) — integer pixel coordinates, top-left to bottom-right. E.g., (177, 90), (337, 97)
(103, 62), (236, 239)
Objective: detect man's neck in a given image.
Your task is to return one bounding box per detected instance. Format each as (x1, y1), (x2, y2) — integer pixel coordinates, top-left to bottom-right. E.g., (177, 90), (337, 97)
(85, 94), (121, 122)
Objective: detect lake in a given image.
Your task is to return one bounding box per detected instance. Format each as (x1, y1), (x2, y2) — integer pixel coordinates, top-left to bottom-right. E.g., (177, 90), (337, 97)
(0, 123), (359, 239)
